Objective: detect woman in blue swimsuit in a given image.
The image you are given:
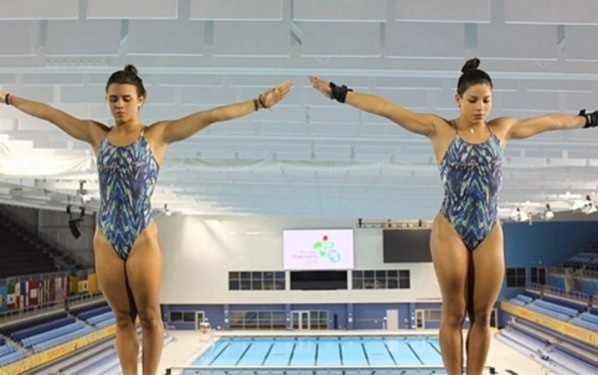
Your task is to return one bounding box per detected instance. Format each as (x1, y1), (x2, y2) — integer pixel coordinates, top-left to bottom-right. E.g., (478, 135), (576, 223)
(310, 58), (596, 375)
(1, 66), (291, 375)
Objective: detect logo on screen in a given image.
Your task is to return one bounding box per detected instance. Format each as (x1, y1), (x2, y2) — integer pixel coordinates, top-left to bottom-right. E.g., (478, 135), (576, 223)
(313, 235), (341, 263)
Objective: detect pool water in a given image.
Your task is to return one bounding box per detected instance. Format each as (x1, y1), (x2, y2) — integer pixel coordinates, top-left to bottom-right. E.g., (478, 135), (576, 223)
(180, 335), (446, 375)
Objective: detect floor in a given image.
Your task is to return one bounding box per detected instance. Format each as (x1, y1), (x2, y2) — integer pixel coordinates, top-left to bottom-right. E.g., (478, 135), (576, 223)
(147, 329), (558, 375)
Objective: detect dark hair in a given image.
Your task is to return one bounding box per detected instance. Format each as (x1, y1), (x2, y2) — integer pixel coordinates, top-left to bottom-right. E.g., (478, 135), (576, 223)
(456, 58), (493, 96)
(105, 64), (146, 98)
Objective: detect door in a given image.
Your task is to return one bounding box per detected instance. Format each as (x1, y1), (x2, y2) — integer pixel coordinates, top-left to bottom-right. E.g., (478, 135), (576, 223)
(291, 311), (310, 330)
(415, 309), (425, 329)
(385, 309), (399, 330)
(195, 311), (206, 330)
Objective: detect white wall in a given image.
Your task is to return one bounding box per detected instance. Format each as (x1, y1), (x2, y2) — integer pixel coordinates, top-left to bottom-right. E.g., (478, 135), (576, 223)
(157, 214), (441, 304)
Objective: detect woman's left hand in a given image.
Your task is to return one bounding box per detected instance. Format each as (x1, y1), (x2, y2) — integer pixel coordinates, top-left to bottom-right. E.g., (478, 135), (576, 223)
(258, 80), (293, 109)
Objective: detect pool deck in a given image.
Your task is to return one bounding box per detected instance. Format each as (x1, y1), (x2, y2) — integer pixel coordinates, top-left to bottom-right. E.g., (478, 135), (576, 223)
(150, 329), (556, 375)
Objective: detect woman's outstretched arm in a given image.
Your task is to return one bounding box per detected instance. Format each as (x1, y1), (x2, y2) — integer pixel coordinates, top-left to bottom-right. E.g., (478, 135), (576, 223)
(309, 76), (442, 137)
(1, 90), (106, 144)
(157, 80), (293, 144)
(502, 109), (596, 140)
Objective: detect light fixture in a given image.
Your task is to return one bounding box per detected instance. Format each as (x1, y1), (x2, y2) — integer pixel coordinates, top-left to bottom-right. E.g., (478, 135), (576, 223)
(66, 204), (85, 239)
(543, 203), (554, 220)
(582, 195), (597, 215)
(510, 207), (529, 222)
(78, 180), (92, 204)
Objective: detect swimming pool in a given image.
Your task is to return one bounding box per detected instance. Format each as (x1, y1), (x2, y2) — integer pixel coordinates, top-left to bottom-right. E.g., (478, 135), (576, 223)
(173, 335), (446, 375)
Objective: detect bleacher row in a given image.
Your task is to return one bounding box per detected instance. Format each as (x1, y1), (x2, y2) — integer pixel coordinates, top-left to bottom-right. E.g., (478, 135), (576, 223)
(508, 293), (598, 332)
(0, 302), (114, 367)
(563, 249), (598, 271)
(501, 290), (598, 374)
(0, 216), (59, 278)
(498, 244), (598, 374)
(498, 319), (597, 375)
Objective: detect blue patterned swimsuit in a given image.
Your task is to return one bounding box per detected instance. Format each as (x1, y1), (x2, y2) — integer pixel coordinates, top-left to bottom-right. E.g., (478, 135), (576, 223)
(96, 129), (159, 259)
(439, 124), (503, 251)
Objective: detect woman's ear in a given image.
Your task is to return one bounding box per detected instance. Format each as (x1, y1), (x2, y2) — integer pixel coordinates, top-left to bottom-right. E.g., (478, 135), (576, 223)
(455, 93), (461, 108)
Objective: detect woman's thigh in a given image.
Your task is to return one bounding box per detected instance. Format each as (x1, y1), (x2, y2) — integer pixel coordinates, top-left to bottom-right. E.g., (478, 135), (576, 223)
(124, 222), (164, 312)
(470, 224), (505, 315)
(430, 213), (470, 310)
(93, 229), (134, 315)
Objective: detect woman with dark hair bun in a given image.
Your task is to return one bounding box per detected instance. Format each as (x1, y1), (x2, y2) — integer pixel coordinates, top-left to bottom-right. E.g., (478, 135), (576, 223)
(1, 66), (292, 374)
(310, 58), (596, 375)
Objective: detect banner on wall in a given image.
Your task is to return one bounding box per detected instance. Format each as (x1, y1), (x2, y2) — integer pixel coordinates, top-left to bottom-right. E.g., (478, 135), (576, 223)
(47, 278), (55, 301)
(55, 276), (66, 299)
(77, 276), (89, 294)
(14, 282), (21, 308)
(21, 281), (29, 306)
(88, 273), (98, 293)
(29, 280), (40, 305)
(0, 285), (7, 312)
(7, 284), (15, 309)
(69, 275), (78, 295)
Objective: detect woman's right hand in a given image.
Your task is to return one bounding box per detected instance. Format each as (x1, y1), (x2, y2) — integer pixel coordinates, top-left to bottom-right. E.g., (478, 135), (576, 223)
(309, 76), (332, 99)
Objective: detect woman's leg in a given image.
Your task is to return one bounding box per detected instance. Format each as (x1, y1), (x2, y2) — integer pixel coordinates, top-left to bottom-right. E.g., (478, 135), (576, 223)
(430, 213), (470, 375)
(465, 224), (504, 375)
(93, 230), (139, 375)
(125, 222), (164, 375)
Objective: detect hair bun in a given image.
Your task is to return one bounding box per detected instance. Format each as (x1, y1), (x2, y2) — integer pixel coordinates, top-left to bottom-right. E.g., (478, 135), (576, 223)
(124, 64), (139, 76)
(461, 58), (480, 73)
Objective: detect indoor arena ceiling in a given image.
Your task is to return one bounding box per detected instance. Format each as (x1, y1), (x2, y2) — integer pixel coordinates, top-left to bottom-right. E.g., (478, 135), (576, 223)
(1, 0), (598, 221)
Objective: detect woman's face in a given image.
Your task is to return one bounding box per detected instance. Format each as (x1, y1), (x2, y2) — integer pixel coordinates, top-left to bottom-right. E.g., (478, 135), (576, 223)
(456, 83), (492, 124)
(106, 83), (143, 125)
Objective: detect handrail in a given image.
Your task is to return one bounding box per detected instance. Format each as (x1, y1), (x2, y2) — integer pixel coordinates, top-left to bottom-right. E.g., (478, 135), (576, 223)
(0, 270), (71, 286)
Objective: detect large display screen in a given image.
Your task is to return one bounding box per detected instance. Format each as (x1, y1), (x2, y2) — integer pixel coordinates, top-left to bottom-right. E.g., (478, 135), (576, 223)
(383, 229), (432, 263)
(283, 229), (354, 270)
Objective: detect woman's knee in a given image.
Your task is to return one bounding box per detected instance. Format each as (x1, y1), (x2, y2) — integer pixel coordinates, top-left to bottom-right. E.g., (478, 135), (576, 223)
(470, 308), (493, 327)
(137, 306), (163, 329)
(442, 306), (467, 328)
(113, 309), (137, 329)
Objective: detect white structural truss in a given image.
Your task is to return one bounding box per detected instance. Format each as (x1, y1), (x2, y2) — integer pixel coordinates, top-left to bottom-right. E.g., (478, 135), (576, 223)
(0, 0), (598, 221)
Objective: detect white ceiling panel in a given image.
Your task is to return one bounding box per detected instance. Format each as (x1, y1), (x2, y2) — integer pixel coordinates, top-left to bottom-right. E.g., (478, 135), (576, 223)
(61, 85), (103, 104)
(190, 0), (283, 21)
(0, 22), (40, 56)
(395, 0), (491, 23)
(478, 24), (558, 60)
(522, 79), (595, 93)
(46, 20), (122, 56)
(375, 88), (429, 109)
(385, 22), (466, 58)
(2, 86), (55, 103)
(501, 90), (561, 111)
(0, 0), (78, 20)
(505, 0), (598, 25)
(127, 20), (205, 56)
(297, 23), (381, 57)
(212, 22), (291, 56)
(293, 0), (387, 22)
(306, 106), (360, 125)
(22, 73), (85, 85)
(87, 0), (178, 19)
(565, 26), (598, 61)
(139, 87), (178, 106)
